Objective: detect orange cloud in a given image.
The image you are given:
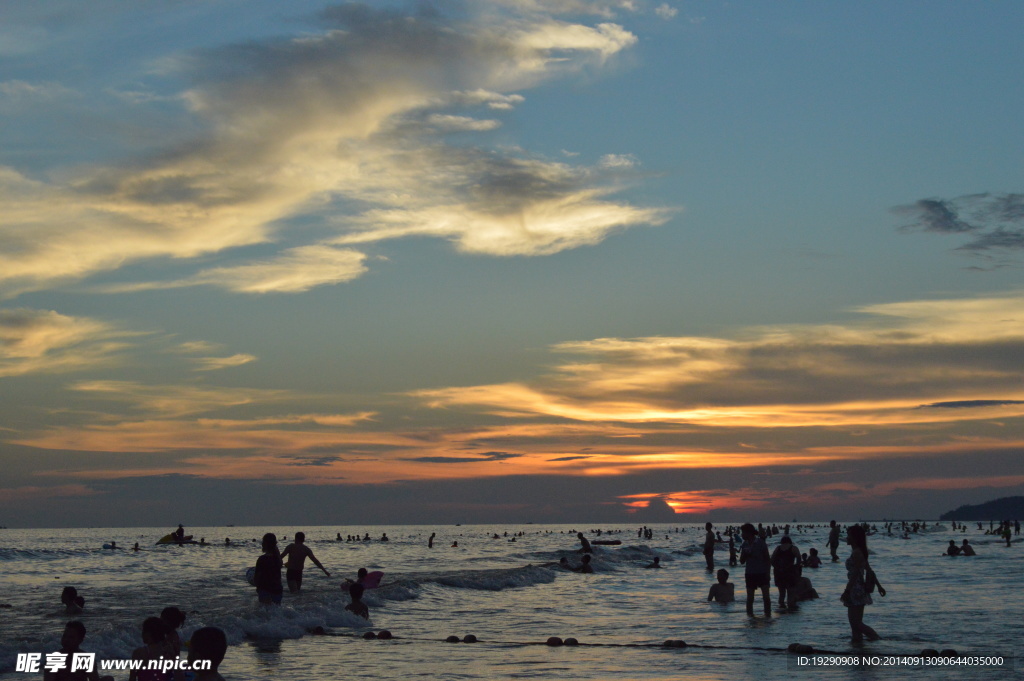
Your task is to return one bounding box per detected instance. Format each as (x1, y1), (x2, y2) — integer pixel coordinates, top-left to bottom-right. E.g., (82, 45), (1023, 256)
(415, 294), (1024, 431)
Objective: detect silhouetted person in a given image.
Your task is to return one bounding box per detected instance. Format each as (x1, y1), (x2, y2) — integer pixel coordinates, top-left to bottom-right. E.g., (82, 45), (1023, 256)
(280, 532), (330, 593)
(946, 540), (961, 556)
(345, 583), (369, 619)
(644, 556), (661, 568)
(826, 520), (841, 562)
(187, 626), (227, 681)
(159, 607), (186, 657)
(707, 569), (735, 603)
(61, 587), (84, 615)
(842, 525), (882, 642)
(253, 532), (283, 605)
(739, 523), (771, 617)
(577, 532), (593, 554)
(703, 522), (716, 570)
(960, 539), (975, 556)
(44, 621), (115, 681)
(129, 617), (183, 681)
(771, 535), (801, 610)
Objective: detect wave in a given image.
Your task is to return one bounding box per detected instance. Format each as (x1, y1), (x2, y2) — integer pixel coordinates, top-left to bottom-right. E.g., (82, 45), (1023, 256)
(0, 547), (95, 561)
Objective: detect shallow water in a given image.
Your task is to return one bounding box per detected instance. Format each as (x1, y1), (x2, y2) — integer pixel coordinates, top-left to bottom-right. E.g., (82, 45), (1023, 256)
(1, 523), (1020, 680)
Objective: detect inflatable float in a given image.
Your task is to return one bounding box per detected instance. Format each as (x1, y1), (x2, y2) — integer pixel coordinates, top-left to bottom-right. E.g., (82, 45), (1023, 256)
(156, 534), (195, 545)
(341, 570), (384, 593)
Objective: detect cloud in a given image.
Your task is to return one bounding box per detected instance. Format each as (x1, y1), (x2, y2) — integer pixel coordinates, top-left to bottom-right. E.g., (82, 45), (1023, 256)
(190, 353), (257, 371)
(415, 293), (1024, 428)
(105, 245), (368, 294)
(896, 198), (978, 234)
(0, 484), (100, 505)
(0, 308), (132, 377)
(0, 4), (660, 297)
(655, 4), (678, 20)
(405, 451), (523, 463)
(896, 192), (1024, 260)
(0, 80), (77, 110)
(919, 400), (1024, 409)
(69, 380), (292, 418)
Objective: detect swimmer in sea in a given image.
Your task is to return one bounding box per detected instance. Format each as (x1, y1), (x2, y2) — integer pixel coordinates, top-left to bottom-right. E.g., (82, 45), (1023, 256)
(946, 540), (961, 556)
(341, 567), (369, 591)
(280, 531), (330, 593)
(44, 621), (115, 681)
(187, 626), (228, 681)
(429, 532), (435, 548)
(129, 617), (183, 681)
(644, 556), (662, 568)
(804, 547), (822, 568)
(159, 607), (186, 657)
(960, 539), (976, 556)
(708, 569), (735, 603)
(572, 554), (594, 573)
(345, 583), (369, 619)
(61, 587), (84, 615)
(577, 532), (593, 554)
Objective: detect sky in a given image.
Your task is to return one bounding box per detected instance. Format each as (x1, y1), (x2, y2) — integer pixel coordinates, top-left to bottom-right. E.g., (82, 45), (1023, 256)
(2, 0), (1024, 527)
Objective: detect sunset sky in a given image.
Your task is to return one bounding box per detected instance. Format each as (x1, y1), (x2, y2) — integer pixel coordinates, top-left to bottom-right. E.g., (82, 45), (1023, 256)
(2, 0), (1023, 527)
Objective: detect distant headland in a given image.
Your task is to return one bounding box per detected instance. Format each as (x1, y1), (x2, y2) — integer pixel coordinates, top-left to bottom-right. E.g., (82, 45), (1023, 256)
(940, 496), (1024, 520)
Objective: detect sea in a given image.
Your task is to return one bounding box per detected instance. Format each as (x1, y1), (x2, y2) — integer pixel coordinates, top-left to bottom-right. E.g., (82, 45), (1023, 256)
(0, 523), (1020, 680)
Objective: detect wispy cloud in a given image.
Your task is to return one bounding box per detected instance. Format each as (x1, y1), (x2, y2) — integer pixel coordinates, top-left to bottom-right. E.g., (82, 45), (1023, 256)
(405, 451), (523, 464)
(0, 4), (662, 297)
(105, 246), (368, 294)
(896, 192), (1024, 262)
(69, 380), (292, 418)
(190, 354), (257, 371)
(416, 294), (1024, 428)
(0, 308), (133, 377)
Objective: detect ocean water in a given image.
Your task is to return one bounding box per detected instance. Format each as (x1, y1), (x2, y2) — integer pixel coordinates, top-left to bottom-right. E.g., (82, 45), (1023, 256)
(0, 523), (1020, 680)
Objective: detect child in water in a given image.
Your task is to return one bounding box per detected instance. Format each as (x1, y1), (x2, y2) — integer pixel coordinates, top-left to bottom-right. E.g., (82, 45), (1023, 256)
(345, 583), (369, 619)
(60, 587), (85, 615)
(708, 569), (735, 603)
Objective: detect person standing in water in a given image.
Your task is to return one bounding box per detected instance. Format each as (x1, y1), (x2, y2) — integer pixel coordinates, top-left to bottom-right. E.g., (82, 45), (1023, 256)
(842, 525), (883, 642)
(280, 532), (330, 593)
(826, 520), (841, 562)
(771, 535), (801, 610)
(253, 533), (283, 605)
(739, 523), (772, 617)
(703, 522), (716, 571)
